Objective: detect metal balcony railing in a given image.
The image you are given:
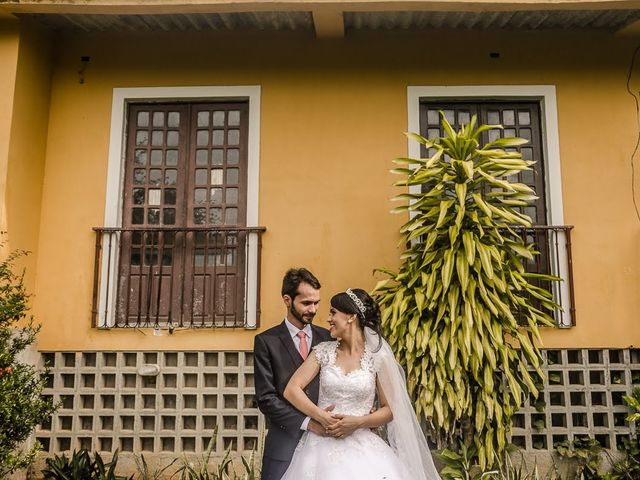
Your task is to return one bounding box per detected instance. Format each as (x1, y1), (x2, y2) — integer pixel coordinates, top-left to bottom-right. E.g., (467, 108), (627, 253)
(92, 226), (266, 329)
(510, 225), (575, 327)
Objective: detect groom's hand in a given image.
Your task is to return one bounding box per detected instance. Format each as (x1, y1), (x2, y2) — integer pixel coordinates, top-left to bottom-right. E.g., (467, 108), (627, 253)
(308, 419), (328, 436)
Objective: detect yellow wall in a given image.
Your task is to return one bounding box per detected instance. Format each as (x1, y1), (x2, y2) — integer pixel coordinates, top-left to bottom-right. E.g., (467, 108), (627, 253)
(14, 27), (639, 350)
(0, 16), (20, 249)
(5, 19), (53, 293)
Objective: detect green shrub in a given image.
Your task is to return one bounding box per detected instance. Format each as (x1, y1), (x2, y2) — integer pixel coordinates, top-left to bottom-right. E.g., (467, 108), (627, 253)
(42, 449), (132, 480)
(0, 248), (57, 477)
(375, 115), (558, 468)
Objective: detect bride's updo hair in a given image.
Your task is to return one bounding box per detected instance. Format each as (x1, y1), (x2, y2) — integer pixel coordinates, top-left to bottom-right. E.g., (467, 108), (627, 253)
(330, 288), (382, 337)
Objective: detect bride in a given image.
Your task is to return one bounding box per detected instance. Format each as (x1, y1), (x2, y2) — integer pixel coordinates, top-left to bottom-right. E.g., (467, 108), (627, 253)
(281, 288), (440, 480)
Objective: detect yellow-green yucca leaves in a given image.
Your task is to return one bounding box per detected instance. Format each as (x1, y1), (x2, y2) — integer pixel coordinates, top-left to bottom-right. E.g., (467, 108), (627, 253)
(374, 114), (559, 470)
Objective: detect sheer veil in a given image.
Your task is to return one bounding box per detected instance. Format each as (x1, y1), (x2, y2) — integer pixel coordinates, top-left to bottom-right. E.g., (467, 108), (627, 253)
(364, 327), (441, 480)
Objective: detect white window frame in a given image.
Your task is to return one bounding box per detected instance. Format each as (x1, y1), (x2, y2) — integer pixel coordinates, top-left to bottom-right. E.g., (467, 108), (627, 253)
(407, 86), (572, 327)
(98, 86), (261, 329)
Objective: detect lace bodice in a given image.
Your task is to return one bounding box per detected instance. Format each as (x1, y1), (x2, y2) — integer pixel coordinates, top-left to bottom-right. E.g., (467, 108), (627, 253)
(312, 341), (377, 416)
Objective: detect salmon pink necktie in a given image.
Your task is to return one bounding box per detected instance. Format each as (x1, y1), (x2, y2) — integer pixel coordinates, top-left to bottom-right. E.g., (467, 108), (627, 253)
(297, 331), (309, 360)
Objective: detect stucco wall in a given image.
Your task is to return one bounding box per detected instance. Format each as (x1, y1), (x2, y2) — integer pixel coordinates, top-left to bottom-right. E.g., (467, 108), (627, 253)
(0, 17), (20, 247)
(13, 27), (639, 350)
(5, 19), (53, 293)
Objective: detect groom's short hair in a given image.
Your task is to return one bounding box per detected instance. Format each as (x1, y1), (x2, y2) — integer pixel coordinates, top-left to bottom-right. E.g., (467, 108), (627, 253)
(282, 268), (321, 299)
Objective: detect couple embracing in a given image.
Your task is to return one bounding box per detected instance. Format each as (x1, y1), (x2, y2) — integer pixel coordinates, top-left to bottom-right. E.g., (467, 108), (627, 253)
(253, 268), (441, 480)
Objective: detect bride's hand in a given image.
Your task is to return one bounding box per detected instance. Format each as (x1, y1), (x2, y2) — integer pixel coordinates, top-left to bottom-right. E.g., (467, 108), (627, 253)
(326, 414), (362, 438)
(315, 404), (337, 430)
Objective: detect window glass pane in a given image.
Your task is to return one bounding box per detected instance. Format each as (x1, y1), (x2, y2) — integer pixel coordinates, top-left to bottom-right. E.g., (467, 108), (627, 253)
(524, 206), (536, 220)
(132, 208), (144, 224)
(150, 150), (162, 166)
(168, 112), (180, 128)
(228, 130), (240, 145)
(211, 188), (223, 205)
(225, 208), (238, 224)
(134, 150), (147, 166)
(488, 129), (501, 142)
(166, 150), (178, 166)
(518, 111), (531, 125)
(226, 168), (239, 185)
(427, 109), (439, 125)
(212, 130), (224, 146)
(149, 169), (162, 185)
(133, 188), (145, 205)
(504, 128), (516, 138)
(212, 150), (224, 165)
(167, 131), (179, 147)
(228, 110), (240, 126)
(137, 111), (149, 127)
(151, 130), (164, 146)
(427, 128), (439, 140)
(227, 149), (239, 165)
(197, 130), (209, 146)
(521, 147), (533, 161)
(136, 131), (148, 146)
(133, 169), (146, 185)
(194, 188), (207, 205)
(164, 188), (176, 205)
(148, 189), (161, 206)
(193, 208), (206, 225)
(197, 111), (209, 127)
(147, 208), (160, 224)
(225, 188), (238, 205)
(153, 112), (165, 127)
(503, 110), (515, 126)
(194, 249), (205, 267)
(458, 111), (471, 125)
(195, 169), (208, 185)
(443, 110), (454, 124)
(209, 208), (222, 225)
(165, 170), (177, 186)
(487, 111), (500, 124)
(520, 128), (532, 141)
(212, 111), (225, 126)
(162, 247), (173, 265)
(211, 169), (223, 186)
(130, 247), (141, 265)
(196, 150), (208, 166)
(521, 169), (534, 184)
(163, 208), (176, 225)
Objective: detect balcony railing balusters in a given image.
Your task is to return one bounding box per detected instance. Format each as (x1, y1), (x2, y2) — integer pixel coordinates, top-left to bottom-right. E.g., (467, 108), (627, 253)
(509, 225), (575, 327)
(92, 226), (265, 329)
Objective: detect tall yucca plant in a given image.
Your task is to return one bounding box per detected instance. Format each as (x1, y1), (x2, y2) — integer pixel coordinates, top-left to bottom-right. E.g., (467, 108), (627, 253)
(374, 114), (559, 469)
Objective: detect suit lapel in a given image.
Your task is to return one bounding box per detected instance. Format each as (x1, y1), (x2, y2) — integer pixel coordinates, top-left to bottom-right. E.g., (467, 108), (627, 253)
(277, 321), (304, 368)
(310, 324), (328, 348)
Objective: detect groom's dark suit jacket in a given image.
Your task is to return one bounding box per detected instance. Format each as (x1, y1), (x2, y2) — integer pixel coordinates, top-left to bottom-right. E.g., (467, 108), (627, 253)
(254, 321), (332, 462)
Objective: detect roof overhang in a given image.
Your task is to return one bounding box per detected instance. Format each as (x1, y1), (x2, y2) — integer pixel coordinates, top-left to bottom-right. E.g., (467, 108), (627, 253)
(2, 0), (640, 37)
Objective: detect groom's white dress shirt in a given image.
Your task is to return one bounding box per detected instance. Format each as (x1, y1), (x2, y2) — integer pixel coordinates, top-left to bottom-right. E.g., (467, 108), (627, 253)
(284, 318), (313, 431)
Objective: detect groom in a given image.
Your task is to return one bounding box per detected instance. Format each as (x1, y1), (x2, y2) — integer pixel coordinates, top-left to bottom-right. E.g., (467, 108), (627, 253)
(253, 268), (333, 480)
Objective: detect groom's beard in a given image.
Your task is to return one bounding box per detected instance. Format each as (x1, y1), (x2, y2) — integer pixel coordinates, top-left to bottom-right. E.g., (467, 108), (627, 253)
(289, 303), (315, 325)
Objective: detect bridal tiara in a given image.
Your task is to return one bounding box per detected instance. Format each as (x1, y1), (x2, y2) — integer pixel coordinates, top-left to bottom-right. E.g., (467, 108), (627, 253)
(345, 288), (366, 316)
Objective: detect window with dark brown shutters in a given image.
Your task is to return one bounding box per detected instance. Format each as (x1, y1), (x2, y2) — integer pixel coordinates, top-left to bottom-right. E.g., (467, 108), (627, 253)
(115, 102), (251, 327)
(420, 101), (567, 324)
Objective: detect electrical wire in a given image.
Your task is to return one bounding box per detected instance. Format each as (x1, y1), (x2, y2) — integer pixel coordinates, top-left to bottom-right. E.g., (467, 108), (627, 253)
(625, 42), (640, 223)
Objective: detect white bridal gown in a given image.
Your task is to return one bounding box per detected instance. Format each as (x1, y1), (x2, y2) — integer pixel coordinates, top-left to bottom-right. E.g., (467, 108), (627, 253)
(281, 341), (413, 480)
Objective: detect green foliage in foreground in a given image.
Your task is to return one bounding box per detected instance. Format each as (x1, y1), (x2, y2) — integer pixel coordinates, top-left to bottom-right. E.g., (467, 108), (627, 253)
(42, 449), (132, 480)
(0, 249), (57, 477)
(375, 114), (559, 468)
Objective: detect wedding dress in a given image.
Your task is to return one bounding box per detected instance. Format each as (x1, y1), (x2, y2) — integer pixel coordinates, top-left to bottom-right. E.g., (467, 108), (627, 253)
(281, 339), (440, 480)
